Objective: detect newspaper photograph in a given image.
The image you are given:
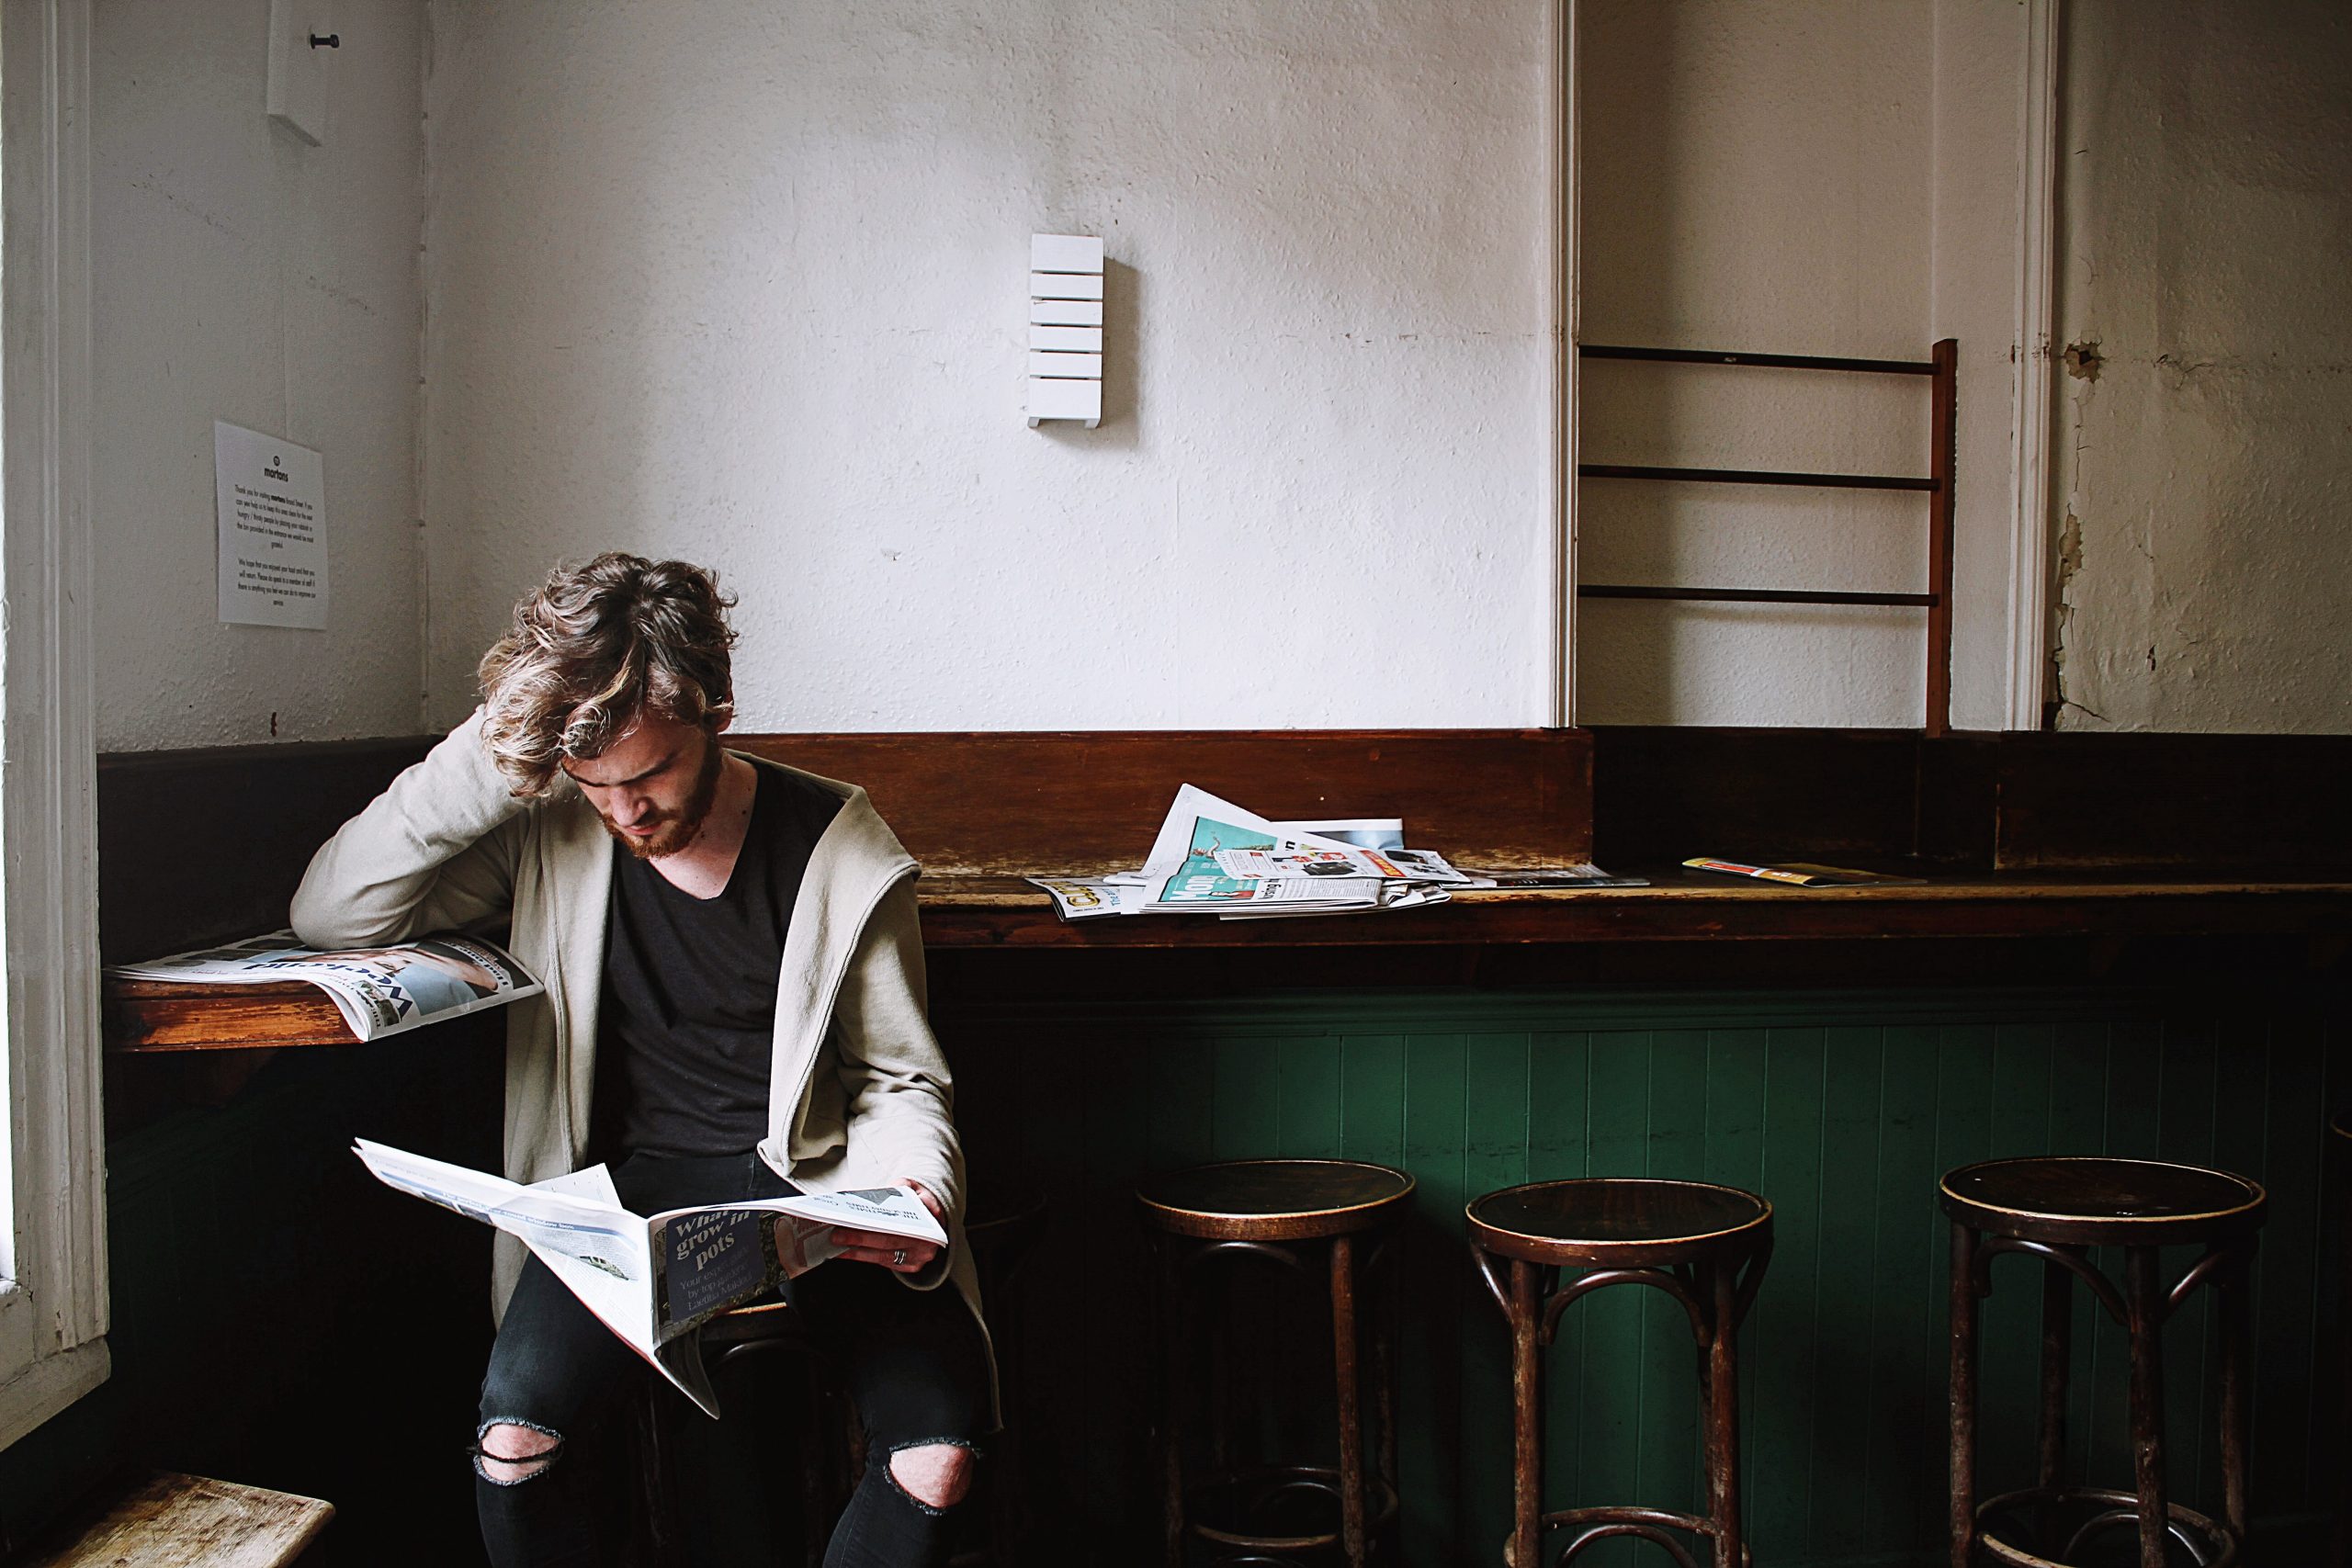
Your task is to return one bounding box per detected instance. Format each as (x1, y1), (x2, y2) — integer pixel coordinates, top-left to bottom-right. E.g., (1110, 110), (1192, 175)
(353, 1140), (945, 1418)
(1135, 786), (1388, 912)
(109, 930), (543, 1041)
(1382, 848), (1478, 884)
(1138, 785), (1366, 878)
(1272, 818), (1404, 851)
(1216, 881), (1453, 920)
(1026, 876), (1146, 920)
(1211, 845), (1409, 881)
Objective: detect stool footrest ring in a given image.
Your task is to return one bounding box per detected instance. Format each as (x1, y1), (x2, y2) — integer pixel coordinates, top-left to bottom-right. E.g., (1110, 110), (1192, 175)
(1184, 1463), (1399, 1554)
(1977, 1484), (2238, 1568)
(1534, 1506), (1753, 1568)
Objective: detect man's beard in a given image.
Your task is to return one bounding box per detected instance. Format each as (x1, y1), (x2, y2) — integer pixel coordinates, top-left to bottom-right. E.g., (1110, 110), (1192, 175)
(599, 737), (724, 861)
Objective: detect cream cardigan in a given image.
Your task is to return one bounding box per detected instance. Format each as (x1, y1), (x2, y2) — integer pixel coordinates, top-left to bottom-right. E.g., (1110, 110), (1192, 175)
(290, 712), (983, 1337)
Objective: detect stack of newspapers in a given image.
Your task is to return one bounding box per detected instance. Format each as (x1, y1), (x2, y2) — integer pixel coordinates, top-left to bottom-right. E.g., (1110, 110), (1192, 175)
(1026, 784), (1485, 923)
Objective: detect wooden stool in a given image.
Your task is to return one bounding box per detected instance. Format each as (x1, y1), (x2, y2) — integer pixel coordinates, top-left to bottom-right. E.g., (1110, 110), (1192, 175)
(1467, 1179), (1772, 1568)
(644, 1187), (1051, 1568)
(1137, 1158), (1413, 1568)
(1943, 1156), (2266, 1568)
(639, 1299), (855, 1568)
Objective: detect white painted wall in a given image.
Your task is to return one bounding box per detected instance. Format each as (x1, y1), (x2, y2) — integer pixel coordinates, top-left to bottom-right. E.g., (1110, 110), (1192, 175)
(90, 0), (425, 750)
(2049, 0), (2352, 734)
(1574, 0), (2033, 730)
(87, 1), (2345, 749)
(418, 0), (1555, 733)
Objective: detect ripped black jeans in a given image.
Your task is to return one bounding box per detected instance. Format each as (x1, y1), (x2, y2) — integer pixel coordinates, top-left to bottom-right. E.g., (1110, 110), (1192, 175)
(475, 1151), (991, 1568)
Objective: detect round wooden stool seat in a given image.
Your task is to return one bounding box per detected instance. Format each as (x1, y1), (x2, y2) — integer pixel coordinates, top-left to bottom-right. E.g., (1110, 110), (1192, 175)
(1939, 1156), (2266, 1246)
(702, 1296), (800, 1349)
(1136, 1157), (1415, 1242)
(1468, 1177), (1773, 1269)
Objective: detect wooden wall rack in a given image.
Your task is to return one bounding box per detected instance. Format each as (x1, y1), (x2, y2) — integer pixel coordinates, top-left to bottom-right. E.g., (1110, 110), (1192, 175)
(1577, 340), (1960, 735)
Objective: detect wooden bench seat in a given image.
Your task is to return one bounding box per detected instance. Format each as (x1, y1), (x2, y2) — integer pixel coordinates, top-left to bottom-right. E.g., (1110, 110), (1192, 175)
(23, 1472), (332, 1568)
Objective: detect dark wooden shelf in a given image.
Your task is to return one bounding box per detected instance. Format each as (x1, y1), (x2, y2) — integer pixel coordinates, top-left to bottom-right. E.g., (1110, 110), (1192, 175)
(910, 868), (2352, 948)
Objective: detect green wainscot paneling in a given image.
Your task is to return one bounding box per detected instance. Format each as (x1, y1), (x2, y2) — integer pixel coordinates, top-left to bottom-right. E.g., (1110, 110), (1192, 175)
(943, 985), (2348, 1568)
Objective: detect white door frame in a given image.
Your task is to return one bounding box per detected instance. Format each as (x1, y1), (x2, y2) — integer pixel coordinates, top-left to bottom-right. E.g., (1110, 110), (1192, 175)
(0, 0), (108, 1450)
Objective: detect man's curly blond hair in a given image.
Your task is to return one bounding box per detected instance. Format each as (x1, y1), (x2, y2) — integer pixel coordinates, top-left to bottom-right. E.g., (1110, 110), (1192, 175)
(477, 553), (739, 796)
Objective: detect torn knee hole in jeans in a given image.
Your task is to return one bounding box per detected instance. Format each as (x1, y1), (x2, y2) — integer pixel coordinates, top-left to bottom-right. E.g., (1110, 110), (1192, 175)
(472, 1418), (565, 1486)
(884, 1438), (981, 1514)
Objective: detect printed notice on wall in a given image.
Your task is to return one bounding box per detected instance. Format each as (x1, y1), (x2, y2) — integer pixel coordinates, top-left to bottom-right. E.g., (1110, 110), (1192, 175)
(215, 420), (328, 628)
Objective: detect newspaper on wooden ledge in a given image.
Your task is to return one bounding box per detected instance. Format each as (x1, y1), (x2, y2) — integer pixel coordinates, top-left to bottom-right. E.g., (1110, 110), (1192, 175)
(1027, 785), (1458, 923)
(351, 1140), (946, 1417)
(1025, 786), (1648, 921)
(107, 930), (542, 1041)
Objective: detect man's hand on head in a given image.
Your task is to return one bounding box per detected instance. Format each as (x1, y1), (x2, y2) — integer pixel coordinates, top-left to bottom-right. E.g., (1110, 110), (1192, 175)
(829, 1179), (946, 1274)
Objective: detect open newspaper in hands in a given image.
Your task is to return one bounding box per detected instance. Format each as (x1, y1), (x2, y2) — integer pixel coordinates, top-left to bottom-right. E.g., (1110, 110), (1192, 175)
(352, 1140), (945, 1417)
(109, 930), (540, 1041)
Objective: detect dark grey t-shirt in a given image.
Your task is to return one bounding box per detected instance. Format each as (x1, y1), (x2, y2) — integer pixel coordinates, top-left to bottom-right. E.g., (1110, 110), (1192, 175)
(591, 763), (844, 1158)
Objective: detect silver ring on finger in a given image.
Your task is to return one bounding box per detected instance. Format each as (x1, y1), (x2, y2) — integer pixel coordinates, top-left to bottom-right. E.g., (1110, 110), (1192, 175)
(891, 1247), (908, 1268)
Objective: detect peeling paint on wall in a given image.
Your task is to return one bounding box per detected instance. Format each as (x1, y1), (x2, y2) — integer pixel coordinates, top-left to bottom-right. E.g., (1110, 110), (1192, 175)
(2049, 507), (2095, 723)
(2050, 0), (2352, 734)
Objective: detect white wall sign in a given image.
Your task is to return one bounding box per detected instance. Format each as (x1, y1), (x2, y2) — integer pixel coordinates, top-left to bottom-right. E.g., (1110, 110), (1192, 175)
(215, 421), (328, 628)
(1026, 233), (1104, 428)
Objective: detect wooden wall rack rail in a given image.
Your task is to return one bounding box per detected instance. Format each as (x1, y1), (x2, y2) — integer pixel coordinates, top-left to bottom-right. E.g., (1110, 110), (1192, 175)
(1577, 340), (1960, 735)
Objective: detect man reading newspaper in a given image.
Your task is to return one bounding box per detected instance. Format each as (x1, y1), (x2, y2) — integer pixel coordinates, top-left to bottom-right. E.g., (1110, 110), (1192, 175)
(292, 555), (989, 1568)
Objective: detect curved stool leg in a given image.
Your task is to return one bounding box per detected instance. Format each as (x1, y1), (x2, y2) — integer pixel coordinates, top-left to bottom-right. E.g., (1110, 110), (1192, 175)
(2035, 1256), (2075, 1555)
(1705, 1258), (1743, 1568)
(1330, 1234), (1368, 1568)
(2036, 1257), (2072, 1492)
(1509, 1258), (1542, 1568)
(1377, 1240), (1402, 1506)
(2216, 1240), (2253, 1548)
(2340, 1192), (2352, 1568)
(1950, 1221), (1982, 1568)
(1156, 1234), (1186, 1568)
(2123, 1247), (2169, 1568)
